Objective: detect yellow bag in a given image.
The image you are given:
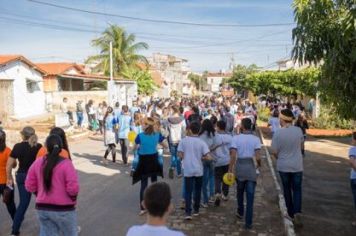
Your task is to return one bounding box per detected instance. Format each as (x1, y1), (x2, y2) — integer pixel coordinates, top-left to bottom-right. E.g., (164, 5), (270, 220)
(128, 131), (137, 143)
(223, 173), (236, 186)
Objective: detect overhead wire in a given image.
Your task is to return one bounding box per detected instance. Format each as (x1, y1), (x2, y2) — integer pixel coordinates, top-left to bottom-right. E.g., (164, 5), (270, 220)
(27, 0), (295, 28)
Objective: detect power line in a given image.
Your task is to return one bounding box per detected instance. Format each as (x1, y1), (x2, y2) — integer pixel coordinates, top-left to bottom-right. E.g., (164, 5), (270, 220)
(27, 0), (295, 28)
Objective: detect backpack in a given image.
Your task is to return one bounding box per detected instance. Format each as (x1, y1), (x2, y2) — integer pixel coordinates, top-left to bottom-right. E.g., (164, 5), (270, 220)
(168, 121), (183, 144)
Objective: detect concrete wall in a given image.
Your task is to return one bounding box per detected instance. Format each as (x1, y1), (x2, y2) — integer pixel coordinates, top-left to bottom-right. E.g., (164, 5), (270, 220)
(46, 90), (108, 111)
(0, 61), (45, 118)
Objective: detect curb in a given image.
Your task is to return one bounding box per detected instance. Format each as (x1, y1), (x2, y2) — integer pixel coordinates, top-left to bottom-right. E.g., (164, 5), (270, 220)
(258, 128), (296, 236)
(68, 131), (90, 141)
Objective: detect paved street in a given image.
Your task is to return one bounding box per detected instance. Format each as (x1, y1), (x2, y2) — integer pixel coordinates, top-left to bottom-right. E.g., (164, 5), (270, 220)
(261, 127), (355, 236)
(0, 135), (284, 236)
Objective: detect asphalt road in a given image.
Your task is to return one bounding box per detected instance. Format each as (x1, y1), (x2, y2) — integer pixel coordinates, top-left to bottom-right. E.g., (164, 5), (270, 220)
(0, 137), (182, 236)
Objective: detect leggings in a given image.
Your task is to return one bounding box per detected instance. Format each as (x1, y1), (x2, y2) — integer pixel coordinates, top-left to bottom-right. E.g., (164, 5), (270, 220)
(104, 144), (116, 162)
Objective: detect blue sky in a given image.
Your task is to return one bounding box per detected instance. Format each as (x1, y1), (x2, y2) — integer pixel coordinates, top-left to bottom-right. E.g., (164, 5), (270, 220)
(0, 0), (295, 71)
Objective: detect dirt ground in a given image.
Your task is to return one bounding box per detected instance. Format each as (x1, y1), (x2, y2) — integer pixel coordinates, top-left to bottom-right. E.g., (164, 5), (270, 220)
(260, 127), (355, 236)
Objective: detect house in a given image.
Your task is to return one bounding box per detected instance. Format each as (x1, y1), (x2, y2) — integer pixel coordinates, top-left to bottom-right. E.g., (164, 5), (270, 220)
(206, 72), (232, 93)
(0, 55), (46, 120)
(149, 53), (192, 97)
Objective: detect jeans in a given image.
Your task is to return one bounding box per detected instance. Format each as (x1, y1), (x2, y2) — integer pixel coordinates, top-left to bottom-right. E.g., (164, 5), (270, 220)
(184, 176), (203, 215)
(169, 143), (182, 175)
(237, 180), (256, 228)
(38, 210), (78, 236)
(279, 171), (303, 218)
(214, 165), (229, 196)
(76, 112), (83, 127)
(202, 161), (214, 204)
(119, 138), (129, 164)
(140, 175), (157, 210)
(351, 179), (356, 211)
(12, 172), (32, 235)
(0, 184), (16, 220)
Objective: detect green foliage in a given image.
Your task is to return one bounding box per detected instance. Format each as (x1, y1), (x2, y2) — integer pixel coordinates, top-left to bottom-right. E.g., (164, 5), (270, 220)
(257, 107), (271, 123)
(188, 73), (206, 90)
(122, 68), (156, 95)
(227, 64), (259, 93)
(247, 68), (320, 98)
(292, 0), (356, 119)
(87, 24), (148, 77)
(312, 106), (354, 129)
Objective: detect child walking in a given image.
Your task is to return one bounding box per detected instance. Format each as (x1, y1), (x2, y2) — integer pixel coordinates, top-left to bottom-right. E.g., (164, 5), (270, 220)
(178, 122), (212, 220)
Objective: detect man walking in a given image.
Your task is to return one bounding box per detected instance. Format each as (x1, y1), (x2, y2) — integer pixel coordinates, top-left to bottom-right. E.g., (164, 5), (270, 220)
(271, 109), (304, 226)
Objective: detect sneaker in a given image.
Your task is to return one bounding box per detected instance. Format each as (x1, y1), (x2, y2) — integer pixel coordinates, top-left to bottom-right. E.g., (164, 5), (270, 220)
(184, 215), (192, 220)
(222, 195), (229, 201)
(293, 213), (303, 227)
(244, 225), (253, 230)
(177, 174), (183, 178)
(168, 168), (174, 179)
(214, 197), (221, 207)
(208, 197), (215, 203)
(201, 203), (208, 208)
(139, 210), (147, 216)
(236, 212), (243, 219)
(193, 211), (199, 217)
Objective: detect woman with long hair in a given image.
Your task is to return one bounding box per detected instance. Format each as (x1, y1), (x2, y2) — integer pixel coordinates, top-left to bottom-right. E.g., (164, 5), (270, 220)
(0, 130), (16, 221)
(6, 126), (42, 236)
(36, 127), (71, 159)
(25, 134), (79, 236)
(132, 117), (166, 215)
(199, 119), (215, 207)
(103, 107), (117, 165)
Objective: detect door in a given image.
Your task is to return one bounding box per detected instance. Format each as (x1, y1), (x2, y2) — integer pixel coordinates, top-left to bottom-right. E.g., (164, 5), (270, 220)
(0, 80), (14, 124)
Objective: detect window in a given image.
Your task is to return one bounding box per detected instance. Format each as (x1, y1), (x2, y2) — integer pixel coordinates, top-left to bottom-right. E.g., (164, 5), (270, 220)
(26, 79), (40, 93)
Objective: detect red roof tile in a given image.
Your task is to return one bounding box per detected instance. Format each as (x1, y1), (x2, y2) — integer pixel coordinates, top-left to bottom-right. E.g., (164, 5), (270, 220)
(0, 55), (46, 74)
(37, 63), (85, 75)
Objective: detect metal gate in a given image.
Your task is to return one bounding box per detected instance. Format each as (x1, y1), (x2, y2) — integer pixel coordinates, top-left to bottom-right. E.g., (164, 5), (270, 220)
(0, 80), (14, 124)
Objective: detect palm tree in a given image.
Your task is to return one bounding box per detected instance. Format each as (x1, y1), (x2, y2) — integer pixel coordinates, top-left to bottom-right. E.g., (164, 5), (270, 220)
(87, 25), (149, 76)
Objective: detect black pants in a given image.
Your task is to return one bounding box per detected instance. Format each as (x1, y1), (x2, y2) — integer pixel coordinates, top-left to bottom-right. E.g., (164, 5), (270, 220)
(185, 176), (203, 215)
(214, 165), (229, 196)
(0, 184), (16, 220)
(140, 175), (157, 210)
(104, 144), (116, 162)
(119, 139), (129, 164)
(98, 120), (104, 134)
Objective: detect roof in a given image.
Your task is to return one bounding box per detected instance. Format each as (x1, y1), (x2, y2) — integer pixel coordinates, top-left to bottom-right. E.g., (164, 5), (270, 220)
(36, 62), (86, 75)
(0, 55), (46, 74)
(61, 73), (135, 83)
(207, 72), (232, 77)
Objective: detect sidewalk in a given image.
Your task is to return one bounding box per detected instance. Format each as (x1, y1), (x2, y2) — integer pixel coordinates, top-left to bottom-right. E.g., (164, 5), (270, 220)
(260, 127), (355, 236)
(167, 143), (285, 236)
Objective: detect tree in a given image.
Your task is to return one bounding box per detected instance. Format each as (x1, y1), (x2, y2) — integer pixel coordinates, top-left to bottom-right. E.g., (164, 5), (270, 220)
(188, 73), (206, 90)
(226, 64), (259, 96)
(121, 67), (156, 95)
(87, 25), (149, 77)
(292, 0), (355, 119)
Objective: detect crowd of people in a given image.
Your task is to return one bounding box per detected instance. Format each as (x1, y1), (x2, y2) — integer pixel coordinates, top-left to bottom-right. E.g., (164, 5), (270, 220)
(0, 95), (355, 236)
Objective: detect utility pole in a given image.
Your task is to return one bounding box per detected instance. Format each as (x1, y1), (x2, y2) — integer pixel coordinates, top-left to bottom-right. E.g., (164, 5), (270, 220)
(108, 41), (114, 106)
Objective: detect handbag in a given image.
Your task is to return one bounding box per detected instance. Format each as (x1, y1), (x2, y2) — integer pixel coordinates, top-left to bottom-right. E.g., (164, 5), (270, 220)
(2, 186), (13, 204)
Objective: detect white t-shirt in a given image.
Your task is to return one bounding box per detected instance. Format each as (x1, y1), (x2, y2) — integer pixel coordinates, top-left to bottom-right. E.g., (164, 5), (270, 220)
(126, 224), (185, 236)
(178, 136), (210, 177)
(230, 133), (261, 158)
(212, 133), (233, 167)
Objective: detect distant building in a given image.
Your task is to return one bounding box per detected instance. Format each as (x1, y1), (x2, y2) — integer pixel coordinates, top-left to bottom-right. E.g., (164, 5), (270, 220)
(275, 59), (312, 71)
(206, 72), (232, 93)
(149, 53), (192, 97)
(0, 55), (46, 119)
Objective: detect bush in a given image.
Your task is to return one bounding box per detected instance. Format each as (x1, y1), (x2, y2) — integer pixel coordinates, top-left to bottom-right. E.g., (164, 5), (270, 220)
(311, 106), (354, 130)
(258, 107), (271, 123)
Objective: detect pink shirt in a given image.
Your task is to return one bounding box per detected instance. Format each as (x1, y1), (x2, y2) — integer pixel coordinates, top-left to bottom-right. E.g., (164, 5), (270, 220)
(25, 158), (79, 207)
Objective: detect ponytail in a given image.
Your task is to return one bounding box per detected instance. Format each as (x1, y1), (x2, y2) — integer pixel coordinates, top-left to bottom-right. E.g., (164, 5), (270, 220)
(42, 135), (63, 192)
(28, 134), (38, 147)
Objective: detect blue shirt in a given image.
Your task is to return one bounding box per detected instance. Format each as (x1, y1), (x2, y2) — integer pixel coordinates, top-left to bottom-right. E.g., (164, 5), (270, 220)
(135, 132), (164, 155)
(118, 114), (132, 139)
(349, 146), (356, 179)
(104, 114), (117, 131)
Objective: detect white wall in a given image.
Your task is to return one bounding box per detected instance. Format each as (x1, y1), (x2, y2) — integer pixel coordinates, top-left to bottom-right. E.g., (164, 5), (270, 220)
(0, 61), (45, 118)
(207, 76), (223, 92)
